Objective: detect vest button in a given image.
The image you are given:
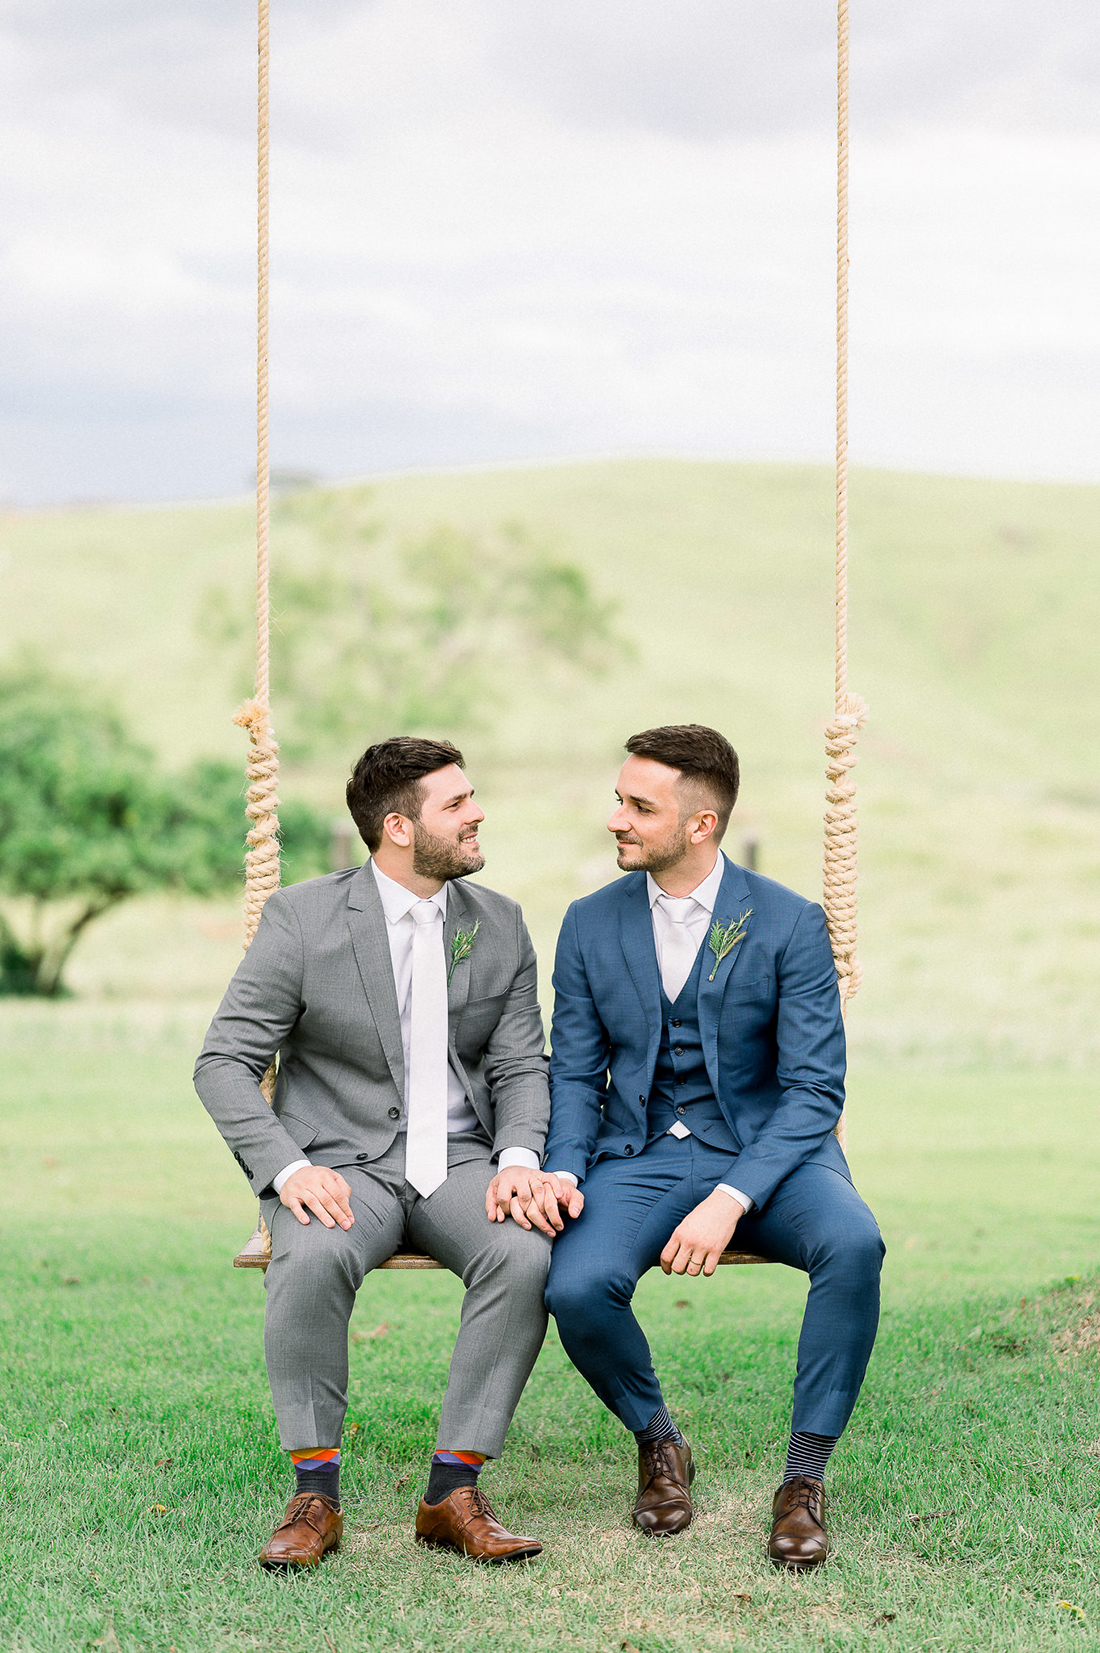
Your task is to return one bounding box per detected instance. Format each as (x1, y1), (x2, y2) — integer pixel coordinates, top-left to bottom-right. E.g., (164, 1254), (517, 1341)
(676, 1106), (686, 1116)
(671, 1019), (682, 1028)
(638, 1094), (645, 1103)
(623, 1144), (634, 1155)
(388, 1107), (400, 1120)
(677, 1076), (687, 1086)
(674, 1046), (685, 1056)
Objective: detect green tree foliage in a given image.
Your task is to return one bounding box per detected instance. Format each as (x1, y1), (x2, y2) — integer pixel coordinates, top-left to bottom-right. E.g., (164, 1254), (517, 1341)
(0, 665), (329, 996)
(199, 488), (629, 757)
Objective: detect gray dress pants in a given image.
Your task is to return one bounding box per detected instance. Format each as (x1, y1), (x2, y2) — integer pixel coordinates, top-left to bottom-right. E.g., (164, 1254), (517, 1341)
(260, 1132), (552, 1458)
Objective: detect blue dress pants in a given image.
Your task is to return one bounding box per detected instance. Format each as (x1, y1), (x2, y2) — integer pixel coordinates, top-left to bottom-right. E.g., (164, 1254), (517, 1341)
(545, 1132), (884, 1438)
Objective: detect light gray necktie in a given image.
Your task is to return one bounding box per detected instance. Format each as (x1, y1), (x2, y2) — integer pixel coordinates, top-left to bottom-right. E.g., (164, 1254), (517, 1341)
(405, 900), (449, 1197)
(657, 893), (699, 1002)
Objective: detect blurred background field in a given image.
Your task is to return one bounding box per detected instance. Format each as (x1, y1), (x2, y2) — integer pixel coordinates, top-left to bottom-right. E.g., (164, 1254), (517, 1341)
(3, 456), (1099, 1065)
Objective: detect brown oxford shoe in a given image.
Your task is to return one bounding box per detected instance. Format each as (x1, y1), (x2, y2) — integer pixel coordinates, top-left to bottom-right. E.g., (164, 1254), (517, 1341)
(415, 1485), (541, 1563)
(259, 1492), (343, 1570)
(632, 1438), (695, 1536)
(768, 1476), (829, 1570)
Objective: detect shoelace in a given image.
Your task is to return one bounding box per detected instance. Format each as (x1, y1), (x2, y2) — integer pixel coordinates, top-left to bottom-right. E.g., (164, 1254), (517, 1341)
(464, 1485), (497, 1522)
(278, 1493), (333, 1533)
(783, 1477), (824, 1516)
(640, 1441), (685, 1490)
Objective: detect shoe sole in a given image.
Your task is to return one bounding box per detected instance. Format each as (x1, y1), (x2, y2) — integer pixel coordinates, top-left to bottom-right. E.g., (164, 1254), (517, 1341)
(259, 1541), (339, 1571)
(768, 1553), (827, 1572)
(415, 1534), (541, 1563)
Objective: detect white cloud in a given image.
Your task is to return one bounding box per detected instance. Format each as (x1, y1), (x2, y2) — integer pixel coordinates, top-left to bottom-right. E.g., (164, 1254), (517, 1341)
(0, 0), (1096, 501)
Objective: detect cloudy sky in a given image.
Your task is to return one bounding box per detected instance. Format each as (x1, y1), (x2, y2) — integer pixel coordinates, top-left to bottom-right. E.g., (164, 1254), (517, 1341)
(1, 0), (1097, 503)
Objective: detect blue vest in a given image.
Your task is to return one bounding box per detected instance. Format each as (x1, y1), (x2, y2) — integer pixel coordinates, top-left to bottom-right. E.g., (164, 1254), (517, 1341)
(646, 937), (739, 1151)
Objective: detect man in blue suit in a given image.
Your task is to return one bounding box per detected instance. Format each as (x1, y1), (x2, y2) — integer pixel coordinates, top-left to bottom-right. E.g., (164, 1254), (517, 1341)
(537, 725), (884, 1570)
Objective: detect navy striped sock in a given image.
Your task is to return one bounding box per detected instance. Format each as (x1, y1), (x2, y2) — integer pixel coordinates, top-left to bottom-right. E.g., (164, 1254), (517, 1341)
(634, 1404), (683, 1447)
(783, 1431), (837, 1484)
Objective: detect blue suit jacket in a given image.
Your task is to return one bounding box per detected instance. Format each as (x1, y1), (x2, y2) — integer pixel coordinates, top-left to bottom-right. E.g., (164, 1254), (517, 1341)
(543, 855), (849, 1211)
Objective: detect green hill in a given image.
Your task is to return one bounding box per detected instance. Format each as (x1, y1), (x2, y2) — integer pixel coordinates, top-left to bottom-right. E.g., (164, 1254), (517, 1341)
(2, 459), (1097, 1066)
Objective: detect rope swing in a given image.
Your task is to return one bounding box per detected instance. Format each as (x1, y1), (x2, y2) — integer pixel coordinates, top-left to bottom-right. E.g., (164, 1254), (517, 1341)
(232, 0), (865, 1268)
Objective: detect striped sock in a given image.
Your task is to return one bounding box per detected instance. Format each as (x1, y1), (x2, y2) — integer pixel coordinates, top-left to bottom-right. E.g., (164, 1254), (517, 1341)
(425, 1449), (486, 1504)
(783, 1431), (837, 1484)
(634, 1404), (683, 1448)
(289, 1447), (341, 1507)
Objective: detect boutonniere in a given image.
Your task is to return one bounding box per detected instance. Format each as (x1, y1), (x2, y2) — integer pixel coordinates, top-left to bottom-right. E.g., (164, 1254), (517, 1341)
(448, 920), (480, 984)
(707, 911), (752, 981)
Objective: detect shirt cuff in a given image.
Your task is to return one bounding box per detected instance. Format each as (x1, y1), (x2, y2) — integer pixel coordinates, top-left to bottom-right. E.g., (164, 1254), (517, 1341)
(548, 1170), (579, 1187)
(497, 1147), (541, 1171)
(272, 1159), (312, 1195)
(716, 1182), (753, 1213)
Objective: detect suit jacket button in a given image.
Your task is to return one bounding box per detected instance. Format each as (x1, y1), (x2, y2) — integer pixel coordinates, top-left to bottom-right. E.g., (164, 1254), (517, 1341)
(388, 1107), (400, 1120)
(356, 1152), (369, 1161)
(674, 1046), (685, 1056)
(623, 1145), (634, 1155)
(671, 1019), (682, 1028)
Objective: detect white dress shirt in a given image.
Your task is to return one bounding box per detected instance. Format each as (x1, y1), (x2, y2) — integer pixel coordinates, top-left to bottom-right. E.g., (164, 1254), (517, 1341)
(550, 850), (753, 1216)
(273, 861), (538, 1193)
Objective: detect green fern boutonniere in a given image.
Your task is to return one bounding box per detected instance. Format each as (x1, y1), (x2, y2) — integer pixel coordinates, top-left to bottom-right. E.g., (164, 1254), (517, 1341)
(448, 920), (480, 985)
(707, 910), (752, 981)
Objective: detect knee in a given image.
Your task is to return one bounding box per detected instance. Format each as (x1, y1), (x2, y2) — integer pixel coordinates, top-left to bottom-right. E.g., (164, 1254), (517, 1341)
(815, 1218), (884, 1285)
(545, 1264), (629, 1330)
(269, 1214), (362, 1289)
(481, 1225), (552, 1295)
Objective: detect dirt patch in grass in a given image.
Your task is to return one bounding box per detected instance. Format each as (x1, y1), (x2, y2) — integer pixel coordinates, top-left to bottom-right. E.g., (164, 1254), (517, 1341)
(1047, 1281), (1100, 1362)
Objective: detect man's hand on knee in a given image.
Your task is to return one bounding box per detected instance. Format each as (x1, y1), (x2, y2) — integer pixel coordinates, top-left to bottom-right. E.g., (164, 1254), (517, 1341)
(279, 1166), (355, 1230)
(660, 1188), (744, 1277)
(486, 1168), (583, 1235)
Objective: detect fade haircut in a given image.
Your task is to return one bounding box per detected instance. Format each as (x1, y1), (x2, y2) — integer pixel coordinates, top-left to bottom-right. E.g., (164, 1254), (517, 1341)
(346, 736), (465, 852)
(625, 724), (740, 842)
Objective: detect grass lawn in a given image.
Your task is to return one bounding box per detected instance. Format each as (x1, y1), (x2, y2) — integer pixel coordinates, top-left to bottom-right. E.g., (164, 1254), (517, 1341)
(2, 1048), (1099, 1651)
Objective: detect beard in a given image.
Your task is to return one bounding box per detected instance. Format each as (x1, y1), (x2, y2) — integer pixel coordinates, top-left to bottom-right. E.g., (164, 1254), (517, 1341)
(615, 823), (692, 874)
(412, 821), (485, 882)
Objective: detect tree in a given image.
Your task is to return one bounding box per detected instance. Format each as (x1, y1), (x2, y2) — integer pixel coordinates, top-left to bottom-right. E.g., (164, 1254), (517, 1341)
(0, 665), (328, 996)
(199, 488), (629, 758)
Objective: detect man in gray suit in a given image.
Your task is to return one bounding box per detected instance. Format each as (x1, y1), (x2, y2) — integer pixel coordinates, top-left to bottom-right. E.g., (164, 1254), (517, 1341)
(195, 737), (560, 1568)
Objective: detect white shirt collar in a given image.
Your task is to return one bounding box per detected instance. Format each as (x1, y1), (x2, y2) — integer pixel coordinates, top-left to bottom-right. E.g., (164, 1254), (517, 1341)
(646, 851), (727, 916)
(370, 858), (448, 923)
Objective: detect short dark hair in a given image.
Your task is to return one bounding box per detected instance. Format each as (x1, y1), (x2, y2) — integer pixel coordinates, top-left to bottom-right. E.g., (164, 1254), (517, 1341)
(346, 736), (465, 852)
(625, 724), (740, 841)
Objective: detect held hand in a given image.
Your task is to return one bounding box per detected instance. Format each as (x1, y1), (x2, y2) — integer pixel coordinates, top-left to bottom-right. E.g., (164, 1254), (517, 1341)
(279, 1165), (355, 1230)
(660, 1188), (744, 1278)
(485, 1169), (585, 1234)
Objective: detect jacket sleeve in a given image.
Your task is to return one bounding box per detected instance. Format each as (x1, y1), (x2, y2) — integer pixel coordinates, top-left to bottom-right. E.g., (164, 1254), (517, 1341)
(192, 891), (314, 1197)
(711, 902), (846, 1210)
(482, 908), (551, 1161)
(543, 902), (611, 1182)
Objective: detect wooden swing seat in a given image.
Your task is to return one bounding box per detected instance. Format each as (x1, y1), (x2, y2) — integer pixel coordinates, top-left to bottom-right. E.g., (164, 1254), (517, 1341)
(232, 1227), (772, 1271)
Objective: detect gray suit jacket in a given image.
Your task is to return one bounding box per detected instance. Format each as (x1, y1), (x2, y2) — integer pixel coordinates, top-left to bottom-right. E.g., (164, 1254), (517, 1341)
(193, 865), (550, 1197)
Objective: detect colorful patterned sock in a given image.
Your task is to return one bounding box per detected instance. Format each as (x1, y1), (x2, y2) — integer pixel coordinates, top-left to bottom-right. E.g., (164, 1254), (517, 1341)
(783, 1431), (837, 1484)
(425, 1449), (486, 1504)
(634, 1404), (683, 1448)
(290, 1447), (341, 1507)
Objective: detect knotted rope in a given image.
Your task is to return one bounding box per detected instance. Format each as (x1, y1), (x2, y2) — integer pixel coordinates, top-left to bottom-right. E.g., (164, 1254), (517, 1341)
(231, 0), (279, 1267)
(236, 0), (280, 964)
(826, 0), (867, 1149)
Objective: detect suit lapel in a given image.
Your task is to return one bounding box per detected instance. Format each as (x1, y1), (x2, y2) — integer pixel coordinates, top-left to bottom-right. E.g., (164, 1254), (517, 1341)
(619, 876), (662, 1080)
(346, 863), (405, 1096)
(443, 879), (474, 1023)
(698, 854), (753, 1101)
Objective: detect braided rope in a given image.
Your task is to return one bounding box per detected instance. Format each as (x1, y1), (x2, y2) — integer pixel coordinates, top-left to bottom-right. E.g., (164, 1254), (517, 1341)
(236, 0), (280, 962)
(826, 0), (866, 1149)
(232, 0), (278, 1265)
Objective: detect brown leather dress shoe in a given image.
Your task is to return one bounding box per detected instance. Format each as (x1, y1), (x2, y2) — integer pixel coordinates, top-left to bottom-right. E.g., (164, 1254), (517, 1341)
(415, 1485), (541, 1563)
(259, 1492), (343, 1570)
(768, 1476), (829, 1570)
(632, 1438), (695, 1536)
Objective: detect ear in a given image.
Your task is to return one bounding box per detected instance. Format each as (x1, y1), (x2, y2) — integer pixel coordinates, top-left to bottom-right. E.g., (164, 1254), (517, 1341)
(688, 810), (719, 846)
(383, 812), (413, 849)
